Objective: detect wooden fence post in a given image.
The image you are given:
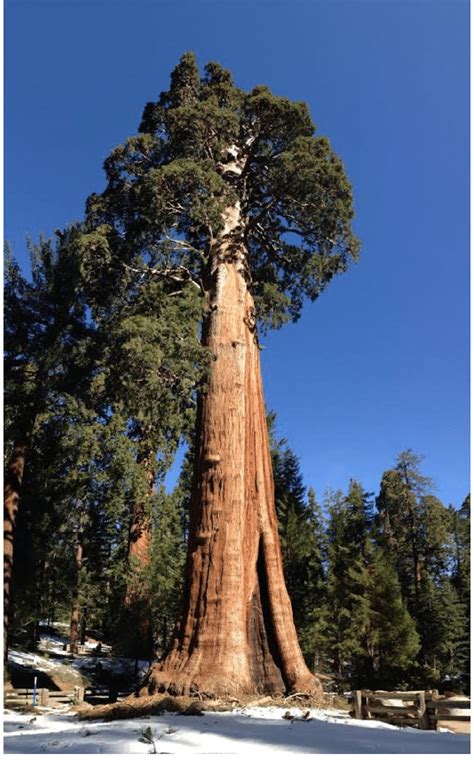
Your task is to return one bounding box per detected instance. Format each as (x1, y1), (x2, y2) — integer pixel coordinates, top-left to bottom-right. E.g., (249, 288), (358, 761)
(40, 688), (49, 706)
(417, 691), (430, 729)
(74, 686), (85, 704)
(353, 690), (363, 720)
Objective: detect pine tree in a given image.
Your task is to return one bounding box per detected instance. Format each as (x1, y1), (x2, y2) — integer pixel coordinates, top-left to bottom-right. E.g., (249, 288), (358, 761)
(322, 479), (420, 690)
(375, 450), (453, 671)
(367, 547), (420, 689)
(296, 486), (329, 672)
(323, 483), (373, 687)
(4, 229), (93, 665)
(81, 52), (359, 696)
(451, 495), (470, 610)
(80, 237), (208, 656)
(148, 487), (188, 655)
(273, 443), (327, 667)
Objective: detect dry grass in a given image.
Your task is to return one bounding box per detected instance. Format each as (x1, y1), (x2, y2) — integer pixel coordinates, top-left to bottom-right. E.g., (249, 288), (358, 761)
(77, 695), (205, 721)
(3, 704), (42, 715)
(76, 691), (347, 722)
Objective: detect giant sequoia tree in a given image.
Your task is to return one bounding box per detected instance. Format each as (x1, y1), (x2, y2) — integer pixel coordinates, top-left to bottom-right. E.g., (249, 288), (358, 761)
(82, 53), (359, 695)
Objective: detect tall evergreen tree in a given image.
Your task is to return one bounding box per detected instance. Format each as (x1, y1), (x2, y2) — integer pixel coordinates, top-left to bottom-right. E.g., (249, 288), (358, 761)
(273, 445), (327, 666)
(324, 482), (373, 686)
(376, 450), (453, 672)
(323, 480), (420, 689)
(92, 278), (208, 657)
(451, 495), (470, 610)
(366, 547), (420, 688)
(81, 52), (359, 696)
(4, 230), (92, 665)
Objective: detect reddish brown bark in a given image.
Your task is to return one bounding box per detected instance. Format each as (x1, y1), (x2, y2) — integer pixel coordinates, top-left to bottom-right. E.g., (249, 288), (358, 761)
(120, 457), (155, 658)
(125, 458), (154, 594)
(70, 534), (84, 654)
(4, 439), (29, 667)
(80, 605), (88, 645)
(144, 199), (320, 697)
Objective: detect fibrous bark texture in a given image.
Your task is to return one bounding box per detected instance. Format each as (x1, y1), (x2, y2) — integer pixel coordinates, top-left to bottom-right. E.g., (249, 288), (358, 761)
(144, 200), (320, 697)
(4, 439), (28, 667)
(120, 458), (155, 658)
(69, 536), (83, 654)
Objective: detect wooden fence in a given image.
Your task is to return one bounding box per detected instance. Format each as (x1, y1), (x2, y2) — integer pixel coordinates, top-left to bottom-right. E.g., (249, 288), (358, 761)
(75, 644), (110, 657)
(350, 689), (471, 730)
(83, 686), (135, 704)
(4, 686), (85, 708)
(4, 685), (135, 709)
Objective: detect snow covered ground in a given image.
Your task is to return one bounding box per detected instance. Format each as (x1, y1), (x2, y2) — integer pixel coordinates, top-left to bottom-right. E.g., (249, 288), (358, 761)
(3, 705), (470, 754)
(8, 641), (150, 688)
(5, 632), (470, 756)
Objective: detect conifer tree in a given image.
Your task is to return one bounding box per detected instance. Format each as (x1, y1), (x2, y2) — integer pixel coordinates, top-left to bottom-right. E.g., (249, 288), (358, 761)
(323, 483), (372, 686)
(323, 479), (420, 689)
(4, 230), (92, 664)
(366, 547), (420, 688)
(273, 445), (327, 665)
(451, 495), (470, 611)
(376, 450), (452, 670)
(92, 279), (207, 657)
(148, 487), (189, 654)
(81, 52), (359, 696)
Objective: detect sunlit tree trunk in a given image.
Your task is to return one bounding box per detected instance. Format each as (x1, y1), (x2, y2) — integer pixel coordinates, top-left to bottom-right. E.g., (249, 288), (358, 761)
(144, 199), (319, 696)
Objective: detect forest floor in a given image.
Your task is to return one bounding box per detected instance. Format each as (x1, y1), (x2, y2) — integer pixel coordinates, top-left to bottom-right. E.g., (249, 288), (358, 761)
(3, 626), (471, 754)
(4, 704), (470, 754)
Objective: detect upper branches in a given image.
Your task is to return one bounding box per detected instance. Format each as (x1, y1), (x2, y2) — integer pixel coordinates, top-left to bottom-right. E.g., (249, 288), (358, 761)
(80, 52), (360, 330)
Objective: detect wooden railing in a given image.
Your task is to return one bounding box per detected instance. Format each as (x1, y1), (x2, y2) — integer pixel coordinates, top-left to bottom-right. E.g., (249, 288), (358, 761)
(350, 689), (471, 730)
(4, 686), (85, 707)
(4, 685), (136, 709)
(83, 686), (135, 704)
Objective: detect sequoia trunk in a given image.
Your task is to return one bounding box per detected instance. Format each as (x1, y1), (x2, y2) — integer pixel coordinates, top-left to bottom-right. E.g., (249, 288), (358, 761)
(120, 456), (155, 658)
(70, 536), (83, 654)
(4, 438), (29, 667)
(144, 201), (319, 696)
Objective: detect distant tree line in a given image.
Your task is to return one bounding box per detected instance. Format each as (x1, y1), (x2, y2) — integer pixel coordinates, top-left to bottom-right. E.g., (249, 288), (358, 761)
(271, 429), (470, 693)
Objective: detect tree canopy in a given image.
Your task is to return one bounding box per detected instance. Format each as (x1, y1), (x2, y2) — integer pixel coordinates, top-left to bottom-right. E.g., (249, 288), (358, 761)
(81, 52), (359, 330)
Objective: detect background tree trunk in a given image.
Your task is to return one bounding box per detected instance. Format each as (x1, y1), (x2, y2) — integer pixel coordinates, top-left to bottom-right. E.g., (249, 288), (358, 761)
(70, 532), (84, 654)
(144, 216), (320, 696)
(3, 438), (29, 668)
(80, 604), (88, 645)
(120, 456), (155, 658)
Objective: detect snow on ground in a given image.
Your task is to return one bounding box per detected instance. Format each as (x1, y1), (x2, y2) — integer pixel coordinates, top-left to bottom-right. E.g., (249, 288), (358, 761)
(5, 632), (470, 754)
(8, 644), (150, 685)
(3, 706), (470, 754)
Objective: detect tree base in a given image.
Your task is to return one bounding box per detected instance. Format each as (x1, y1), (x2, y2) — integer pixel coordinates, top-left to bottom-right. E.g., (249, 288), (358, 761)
(141, 665), (322, 699)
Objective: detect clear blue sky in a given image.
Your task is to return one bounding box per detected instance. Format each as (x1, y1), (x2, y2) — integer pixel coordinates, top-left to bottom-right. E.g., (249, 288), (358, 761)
(5, 0), (469, 508)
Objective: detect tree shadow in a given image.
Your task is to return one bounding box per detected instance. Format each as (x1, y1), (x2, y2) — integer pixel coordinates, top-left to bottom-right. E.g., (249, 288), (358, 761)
(8, 661), (62, 691)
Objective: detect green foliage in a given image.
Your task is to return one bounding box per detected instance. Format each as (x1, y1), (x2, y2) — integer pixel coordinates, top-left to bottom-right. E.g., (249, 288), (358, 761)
(4, 228), (92, 450)
(148, 487), (188, 652)
(375, 451), (469, 679)
(366, 549), (420, 688)
(81, 52), (359, 331)
(5, 56), (466, 697)
(323, 484), (374, 686)
(269, 416), (327, 666)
